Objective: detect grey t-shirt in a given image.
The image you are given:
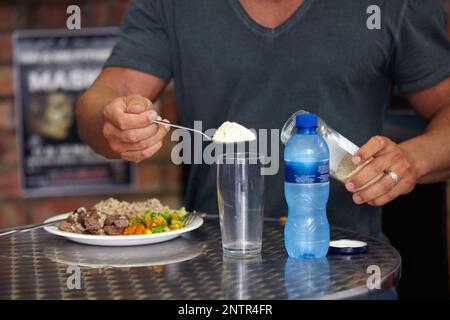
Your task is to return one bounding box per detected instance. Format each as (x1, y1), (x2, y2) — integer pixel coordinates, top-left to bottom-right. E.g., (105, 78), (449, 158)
(105, 0), (450, 238)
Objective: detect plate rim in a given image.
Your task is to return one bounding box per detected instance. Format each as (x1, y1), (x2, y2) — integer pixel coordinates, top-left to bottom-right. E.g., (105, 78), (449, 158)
(44, 213), (204, 241)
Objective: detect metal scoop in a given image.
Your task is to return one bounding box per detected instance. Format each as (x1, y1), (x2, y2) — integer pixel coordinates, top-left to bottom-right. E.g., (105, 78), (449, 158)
(153, 119), (212, 141)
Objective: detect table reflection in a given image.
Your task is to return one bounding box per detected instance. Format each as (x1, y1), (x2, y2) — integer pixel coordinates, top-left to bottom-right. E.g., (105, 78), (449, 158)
(284, 257), (330, 299)
(43, 237), (202, 269)
(221, 254), (263, 299)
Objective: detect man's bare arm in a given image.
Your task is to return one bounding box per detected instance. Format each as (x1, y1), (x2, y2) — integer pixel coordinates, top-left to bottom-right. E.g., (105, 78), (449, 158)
(401, 77), (450, 184)
(345, 77), (450, 206)
(76, 67), (168, 159)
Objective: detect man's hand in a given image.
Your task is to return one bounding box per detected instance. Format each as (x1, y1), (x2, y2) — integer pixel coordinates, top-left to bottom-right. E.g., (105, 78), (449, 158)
(102, 94), (170, 162)
(344, 136), (418, 207)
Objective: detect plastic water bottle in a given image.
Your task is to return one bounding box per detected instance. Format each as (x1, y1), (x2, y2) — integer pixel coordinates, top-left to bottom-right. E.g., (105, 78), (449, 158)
(284, 114), (330, 259)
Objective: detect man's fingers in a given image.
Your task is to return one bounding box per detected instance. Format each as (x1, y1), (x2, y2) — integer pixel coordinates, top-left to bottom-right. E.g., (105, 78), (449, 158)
(103, 95), (159, 130)
(104, 115), (170, 144)
(121, 141), (164, 163)
(125, 95), (152, 114)
(354, 161), (415, 206)
(104, 121), (159, 143)
(108, 110), (158, 130)
(346, 153), (393, 191)
(353, 136), (392, 165)
(346, 135), (418, 207)
(352, 174), (395, 205)
(103, 97), (127, 127)
(366, 178), (414, 207)
(101, 95), (167, 162)
(367, 185), (401, 207)
(110, 125), (169, 153)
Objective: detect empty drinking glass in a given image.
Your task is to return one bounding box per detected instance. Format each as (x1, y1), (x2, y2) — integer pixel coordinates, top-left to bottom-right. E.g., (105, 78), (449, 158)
(217, 153), (265, 255)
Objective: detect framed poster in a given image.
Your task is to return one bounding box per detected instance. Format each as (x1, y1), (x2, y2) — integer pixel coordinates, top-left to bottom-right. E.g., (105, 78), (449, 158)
(13, 28), (137, 197)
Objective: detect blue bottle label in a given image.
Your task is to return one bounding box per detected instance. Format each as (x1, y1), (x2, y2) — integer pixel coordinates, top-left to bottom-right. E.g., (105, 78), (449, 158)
(285, 160), (329, 184)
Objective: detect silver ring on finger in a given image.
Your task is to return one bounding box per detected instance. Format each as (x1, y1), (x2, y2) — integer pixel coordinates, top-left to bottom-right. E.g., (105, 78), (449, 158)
(386, 171), (399, 186)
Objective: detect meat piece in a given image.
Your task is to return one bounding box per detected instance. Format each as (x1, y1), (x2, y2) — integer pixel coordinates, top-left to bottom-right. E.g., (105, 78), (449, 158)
(59, 207), (128, 235)
(104, 215), (129, 228)
(59, 221), (75, 232)
(113, 217), (129, 228)
(83, 210), (106, 234)
(76, 211), (87, 224)
(103, 225), (125, 235)
(58, 221), (84, 234)
(65, 207), (87, 224)
(84, 214), (101, 231)
(104, 215), (119, 226)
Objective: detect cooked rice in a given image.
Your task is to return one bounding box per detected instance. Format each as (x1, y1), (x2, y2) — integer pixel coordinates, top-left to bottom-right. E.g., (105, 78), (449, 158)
(94, 198), (169, 218)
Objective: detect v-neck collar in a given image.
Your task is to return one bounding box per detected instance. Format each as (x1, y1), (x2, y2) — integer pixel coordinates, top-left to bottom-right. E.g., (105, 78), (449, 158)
(229, 0), (315, 36)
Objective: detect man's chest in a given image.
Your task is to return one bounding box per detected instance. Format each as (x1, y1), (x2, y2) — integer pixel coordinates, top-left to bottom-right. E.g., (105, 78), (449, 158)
(172, 0), (396, 87)
(238, 0), (306, 29)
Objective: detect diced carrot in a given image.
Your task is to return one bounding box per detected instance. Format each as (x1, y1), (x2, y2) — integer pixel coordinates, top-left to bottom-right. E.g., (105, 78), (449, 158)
(135, 224), (145, 234)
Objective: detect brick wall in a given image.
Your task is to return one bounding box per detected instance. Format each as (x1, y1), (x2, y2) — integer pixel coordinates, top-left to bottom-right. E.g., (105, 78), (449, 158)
(0, 0), (181, 228)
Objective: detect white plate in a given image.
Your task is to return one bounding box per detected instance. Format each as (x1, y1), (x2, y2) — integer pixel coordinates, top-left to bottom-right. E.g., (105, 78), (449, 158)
(44, 213), (204, 246)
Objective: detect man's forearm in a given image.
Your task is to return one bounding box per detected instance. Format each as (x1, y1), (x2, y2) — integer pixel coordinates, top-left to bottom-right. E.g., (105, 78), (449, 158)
(399, 104), (450, 184)
(76, 84), (122, 158)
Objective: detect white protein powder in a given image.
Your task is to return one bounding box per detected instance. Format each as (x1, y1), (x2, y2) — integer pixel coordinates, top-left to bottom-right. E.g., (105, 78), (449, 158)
(212, 121), (256, 143)
(334, 154), (384, 191)
(334, 154), (361, 183)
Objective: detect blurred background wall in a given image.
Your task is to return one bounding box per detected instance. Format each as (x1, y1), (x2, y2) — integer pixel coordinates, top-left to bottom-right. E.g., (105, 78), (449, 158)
(0, 0), (182, 228)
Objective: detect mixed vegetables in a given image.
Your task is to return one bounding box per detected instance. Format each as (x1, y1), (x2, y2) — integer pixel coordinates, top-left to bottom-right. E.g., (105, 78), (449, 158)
(122, 207), (187, 235)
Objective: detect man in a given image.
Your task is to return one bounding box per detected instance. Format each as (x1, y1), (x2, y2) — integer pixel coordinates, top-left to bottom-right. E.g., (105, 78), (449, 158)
(77, 0), (450, 239)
